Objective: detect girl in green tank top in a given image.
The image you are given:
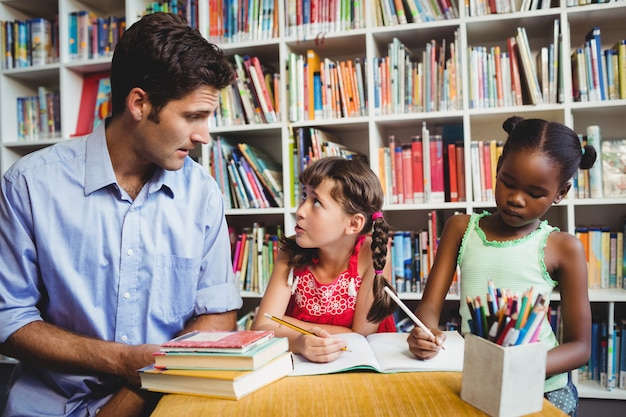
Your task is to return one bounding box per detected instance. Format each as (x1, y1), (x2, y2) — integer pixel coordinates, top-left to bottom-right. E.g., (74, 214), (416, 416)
(400, 116), (597, 416)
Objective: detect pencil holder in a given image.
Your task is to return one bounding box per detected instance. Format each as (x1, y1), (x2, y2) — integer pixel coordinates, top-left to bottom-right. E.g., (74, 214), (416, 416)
(460, 334), (547, 417)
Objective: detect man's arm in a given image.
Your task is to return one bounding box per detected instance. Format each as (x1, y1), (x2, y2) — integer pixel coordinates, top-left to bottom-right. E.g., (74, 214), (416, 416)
(0, 321), (158, 387)
(180, 310), (238, 334)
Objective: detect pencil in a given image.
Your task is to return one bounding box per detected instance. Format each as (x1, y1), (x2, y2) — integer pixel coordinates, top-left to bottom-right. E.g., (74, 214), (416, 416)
(383, 286), (445, 349)
(263, 313), (350, 351)
(264, 313), (315, 335)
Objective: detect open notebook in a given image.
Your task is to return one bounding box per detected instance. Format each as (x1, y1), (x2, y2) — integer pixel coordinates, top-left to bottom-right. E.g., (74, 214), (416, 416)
(290, 331), (464, 376)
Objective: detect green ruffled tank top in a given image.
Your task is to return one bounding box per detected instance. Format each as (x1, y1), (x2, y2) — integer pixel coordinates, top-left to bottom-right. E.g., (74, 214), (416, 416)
(457, 211), (567, 392)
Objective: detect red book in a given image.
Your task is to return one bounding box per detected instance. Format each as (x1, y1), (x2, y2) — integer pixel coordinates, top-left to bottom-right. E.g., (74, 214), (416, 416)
(507, 37), (523, 106)
(245, 55), (277, 123)
(402, 144), (413, 204)
(447, 143), (458, 202)
(160, 330), (274, 353)
(430, 134), (445, 203)
(482, 140), (493, 201)
(411, 136), (424, 203)
(455, 142), (466, 202)
(72, 70), (110, 137)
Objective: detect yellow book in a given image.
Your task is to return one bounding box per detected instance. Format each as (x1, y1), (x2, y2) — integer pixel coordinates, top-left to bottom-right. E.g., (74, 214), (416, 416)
(613, 40), (626, 99)
(588, 228), (602, 289)
(139, 351), (293, 400)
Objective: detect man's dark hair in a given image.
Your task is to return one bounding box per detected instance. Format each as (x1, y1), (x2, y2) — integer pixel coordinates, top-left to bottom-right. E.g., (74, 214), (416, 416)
(110, 12), (235, 121)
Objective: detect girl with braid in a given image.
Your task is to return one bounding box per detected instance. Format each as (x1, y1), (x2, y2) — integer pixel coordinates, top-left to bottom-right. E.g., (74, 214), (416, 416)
(408, 117), (595, 416)
(252, 156), (397, 363)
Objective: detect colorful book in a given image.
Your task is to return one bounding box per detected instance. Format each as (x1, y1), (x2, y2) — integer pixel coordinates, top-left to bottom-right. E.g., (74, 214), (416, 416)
(601, 139), (626, 198)
(238, 143), (284, 207)
(153, 336), (289, 370)
(139, 351), (293, 400)
(160, 330), (274, 353)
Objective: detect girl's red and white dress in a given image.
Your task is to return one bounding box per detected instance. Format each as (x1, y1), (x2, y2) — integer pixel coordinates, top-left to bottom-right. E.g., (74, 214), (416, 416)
(285, 235), (396, 332)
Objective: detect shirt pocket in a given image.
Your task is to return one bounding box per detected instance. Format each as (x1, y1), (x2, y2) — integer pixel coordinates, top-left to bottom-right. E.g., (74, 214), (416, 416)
(152, 254), (201, 321)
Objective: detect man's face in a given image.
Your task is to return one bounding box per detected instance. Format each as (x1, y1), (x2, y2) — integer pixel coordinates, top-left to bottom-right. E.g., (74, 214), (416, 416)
(134, 85), (220, 171)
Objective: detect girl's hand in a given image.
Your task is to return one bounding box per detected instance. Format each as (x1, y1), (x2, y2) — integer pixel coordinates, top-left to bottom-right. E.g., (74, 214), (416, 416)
(407, 327), (446, 360)
(294, 327), (348, 363)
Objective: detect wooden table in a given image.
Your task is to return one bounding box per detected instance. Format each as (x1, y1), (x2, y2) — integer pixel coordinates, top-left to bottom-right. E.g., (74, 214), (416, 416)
(150, 372), (566, 416)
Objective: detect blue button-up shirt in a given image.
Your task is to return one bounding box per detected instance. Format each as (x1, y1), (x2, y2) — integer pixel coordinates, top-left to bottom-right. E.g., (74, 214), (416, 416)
(0, 122), (242, 416)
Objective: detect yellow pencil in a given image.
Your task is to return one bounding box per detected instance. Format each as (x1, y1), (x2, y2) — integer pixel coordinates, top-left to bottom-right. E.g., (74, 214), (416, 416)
(263, 313), (350, 351)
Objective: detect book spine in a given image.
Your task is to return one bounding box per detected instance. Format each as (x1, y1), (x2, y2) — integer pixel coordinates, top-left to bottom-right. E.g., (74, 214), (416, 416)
(586, 125), (603, 198)
(411, 136), (424, 203)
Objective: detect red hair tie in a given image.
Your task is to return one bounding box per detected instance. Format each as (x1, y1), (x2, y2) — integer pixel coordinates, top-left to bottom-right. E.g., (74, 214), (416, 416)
(372, 212), (383, 220)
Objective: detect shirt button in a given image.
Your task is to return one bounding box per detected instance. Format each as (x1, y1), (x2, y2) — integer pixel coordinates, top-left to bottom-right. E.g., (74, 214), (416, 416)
(124, 292), (130, 299)
(127, 249), (134, 256)
(121, 335), (128, 342)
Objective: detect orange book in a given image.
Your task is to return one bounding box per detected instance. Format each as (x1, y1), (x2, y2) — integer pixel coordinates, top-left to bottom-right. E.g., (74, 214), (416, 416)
(340, 60), (356, 116)
(347, 59), (361, 116)
(489, 139), (498, 192)
(493, 45), (503, 107)
(335, 60), (350, 118)
(306, 49), (321, 119)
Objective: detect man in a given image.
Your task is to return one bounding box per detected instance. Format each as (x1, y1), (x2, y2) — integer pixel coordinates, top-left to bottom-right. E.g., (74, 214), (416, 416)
(0, 13), (242, 416)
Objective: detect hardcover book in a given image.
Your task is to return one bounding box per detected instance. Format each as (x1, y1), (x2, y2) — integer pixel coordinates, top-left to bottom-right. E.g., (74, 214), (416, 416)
(139, 351), (293, 400)
(153, 336), (289, 370)
(160, 330), (274, 353)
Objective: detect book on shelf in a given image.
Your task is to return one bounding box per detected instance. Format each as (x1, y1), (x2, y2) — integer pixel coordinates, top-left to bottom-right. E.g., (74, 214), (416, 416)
(613, 40), (626, 100)
(586, 125), (603, 199)
(139, 351), (293, 400)
(237, 143), (284, 207)
(515, 27), (543, 105)
(290, 331), (464, 376)
(585, 27), (607, 101)
(160, 330), (274, 353)
(73, 71), (111, 137)
(601, 138), (626, 199)
(153, 336), (289, 370)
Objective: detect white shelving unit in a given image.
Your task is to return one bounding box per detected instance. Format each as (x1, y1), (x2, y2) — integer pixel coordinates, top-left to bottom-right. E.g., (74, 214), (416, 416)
(1, 0), (625, 401)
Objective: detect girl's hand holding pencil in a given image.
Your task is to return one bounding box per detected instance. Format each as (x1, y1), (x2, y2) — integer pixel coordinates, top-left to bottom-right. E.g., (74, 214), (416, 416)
(264, 313), (349, 362)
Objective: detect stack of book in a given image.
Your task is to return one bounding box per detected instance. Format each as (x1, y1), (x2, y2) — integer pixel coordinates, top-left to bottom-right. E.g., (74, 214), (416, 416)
(139, 330), (292, 400)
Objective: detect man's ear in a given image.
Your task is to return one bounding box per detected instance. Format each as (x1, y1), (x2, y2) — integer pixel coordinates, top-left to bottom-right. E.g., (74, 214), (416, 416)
(127, 87), (147, 121)
(554, 181), (571, 204)
(347, 213), (365, 235)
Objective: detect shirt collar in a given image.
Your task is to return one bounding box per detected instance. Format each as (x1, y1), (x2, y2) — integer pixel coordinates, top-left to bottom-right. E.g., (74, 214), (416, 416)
(84, 120), (176, 198)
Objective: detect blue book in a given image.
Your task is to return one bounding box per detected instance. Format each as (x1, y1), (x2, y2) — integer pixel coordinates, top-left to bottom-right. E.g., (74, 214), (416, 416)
(590, 321), (599, 380)
(402, 231), (413, 293)
(393, 232), (404, 291)
(618, 319), (626, 389)
(600, 322), (608, 386)
(585, 27), (606, 100)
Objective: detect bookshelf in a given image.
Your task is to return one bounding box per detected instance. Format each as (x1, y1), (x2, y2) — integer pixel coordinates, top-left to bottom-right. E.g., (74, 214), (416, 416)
(1, 0), (625, 401)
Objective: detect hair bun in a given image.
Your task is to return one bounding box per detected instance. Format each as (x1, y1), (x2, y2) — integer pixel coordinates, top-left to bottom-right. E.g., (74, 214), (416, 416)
(503, 116), (524, 134)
